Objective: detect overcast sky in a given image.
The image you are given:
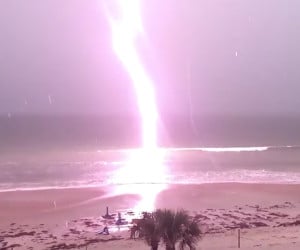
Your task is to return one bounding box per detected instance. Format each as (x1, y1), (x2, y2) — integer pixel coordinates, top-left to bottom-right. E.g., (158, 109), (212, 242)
(0, 0), (299, 116)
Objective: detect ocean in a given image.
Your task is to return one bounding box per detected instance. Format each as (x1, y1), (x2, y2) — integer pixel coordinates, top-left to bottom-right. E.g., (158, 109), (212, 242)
(1, 115), (300, 191)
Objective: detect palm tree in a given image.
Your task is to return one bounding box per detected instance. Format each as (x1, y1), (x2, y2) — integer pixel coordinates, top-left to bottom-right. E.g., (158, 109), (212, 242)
(178, 219), (202, 250)
(140, 209), (202, 250)
(139, 212), (161, 250)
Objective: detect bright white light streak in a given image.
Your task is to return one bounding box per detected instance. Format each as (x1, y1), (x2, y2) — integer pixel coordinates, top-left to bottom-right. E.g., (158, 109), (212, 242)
(104, 0), (166, 211)
(109, 1), (158, 150)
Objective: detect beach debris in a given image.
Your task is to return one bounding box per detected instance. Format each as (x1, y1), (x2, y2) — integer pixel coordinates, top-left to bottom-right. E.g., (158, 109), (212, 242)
(83, 221), (100, 228)
(1, 202), (299, 249)
(0, 243), (21, 249)
(269, 202), (295, 209)
(269, 212), (289, 218)
(194, 214), (209, 221)
(226, 222), (250, 229)
(1, 231), (35, 238)
(48, 236), (123, 250)
(250, 221), (268, 227)
(277, 220), (300, 227)
(69, 229), (81, 235)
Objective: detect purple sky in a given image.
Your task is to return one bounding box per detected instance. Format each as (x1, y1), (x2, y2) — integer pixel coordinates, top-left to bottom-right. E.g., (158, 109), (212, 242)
(0, 0), (299, 117)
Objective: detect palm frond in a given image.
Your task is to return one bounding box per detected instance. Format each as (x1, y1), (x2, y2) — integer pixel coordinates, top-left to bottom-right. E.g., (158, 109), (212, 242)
(139, 209), (203, 250)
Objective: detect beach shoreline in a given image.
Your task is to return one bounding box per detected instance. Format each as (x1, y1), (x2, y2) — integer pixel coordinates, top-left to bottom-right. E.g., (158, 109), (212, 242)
(1, 183), (300, 249)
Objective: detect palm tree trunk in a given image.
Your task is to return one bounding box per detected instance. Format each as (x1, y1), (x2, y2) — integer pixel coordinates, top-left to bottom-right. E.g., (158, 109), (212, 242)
(151, 240), (159, 250)
(165, 245), (175, 250)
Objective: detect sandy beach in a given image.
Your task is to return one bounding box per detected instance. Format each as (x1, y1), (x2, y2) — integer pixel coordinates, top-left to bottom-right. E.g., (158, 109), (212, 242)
(1, 183), (300, 249)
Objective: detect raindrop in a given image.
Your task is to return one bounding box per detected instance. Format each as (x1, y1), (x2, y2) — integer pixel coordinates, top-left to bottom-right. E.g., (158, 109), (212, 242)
(48, 95), (52, 105)
(248, 16), (252, 23)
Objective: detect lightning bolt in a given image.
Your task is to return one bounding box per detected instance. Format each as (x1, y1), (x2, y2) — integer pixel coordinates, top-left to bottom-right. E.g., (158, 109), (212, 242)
(103, 0), (166, 211)
(106, 0), (158, 151)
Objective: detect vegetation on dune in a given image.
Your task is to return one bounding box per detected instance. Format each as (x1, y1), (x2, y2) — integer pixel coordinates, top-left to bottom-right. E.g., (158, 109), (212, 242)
(138, 209), (202, 250)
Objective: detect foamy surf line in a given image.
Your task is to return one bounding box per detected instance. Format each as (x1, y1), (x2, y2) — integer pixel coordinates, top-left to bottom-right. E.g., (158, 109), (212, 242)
(2, 177), (300, 193)
(0, 184), (108, 193)
(97, 145), (300, 153)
